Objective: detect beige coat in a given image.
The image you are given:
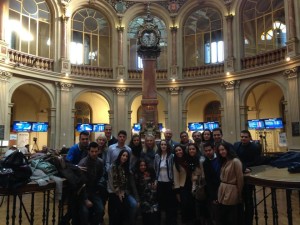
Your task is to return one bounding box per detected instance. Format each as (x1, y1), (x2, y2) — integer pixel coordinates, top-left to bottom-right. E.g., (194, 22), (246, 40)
(218, 158), (244, 205)
(173, 164), (187, 189)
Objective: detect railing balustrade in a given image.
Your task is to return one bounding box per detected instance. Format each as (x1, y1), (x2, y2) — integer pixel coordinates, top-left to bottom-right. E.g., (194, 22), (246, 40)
(182, 63), (224, 78)
(71, 65), (113, 78)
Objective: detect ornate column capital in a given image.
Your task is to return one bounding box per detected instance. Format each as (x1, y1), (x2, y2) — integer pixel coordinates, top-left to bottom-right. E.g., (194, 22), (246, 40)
(225, 14), (234, 21)
(170, 26), (178, 33)
(283, 67), (299, 79)
(117, 26), (124, 32)
(0, 70), (12, 81)
(55, 82), (74, 91)
(222, 80), (240, 90)
(112, 87), (130, 95)
(166, 87), (183, 95)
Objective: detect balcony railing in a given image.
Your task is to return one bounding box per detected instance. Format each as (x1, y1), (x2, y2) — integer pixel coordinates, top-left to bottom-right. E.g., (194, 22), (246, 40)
(128, 69), (168, 80)
(8, 49), (54, 71)
(241, 48), (287, 69)
(71, 64), (113, 78)
(183, 63), (225, 78)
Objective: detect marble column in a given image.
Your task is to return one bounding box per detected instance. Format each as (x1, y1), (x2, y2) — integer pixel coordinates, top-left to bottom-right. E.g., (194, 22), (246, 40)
(166, 87), (183, 138)
(283, 67), (300, 149)
(221, 80), (240, 142)
(59, 14), (71, 74)
(112, 87), (130, 133)
(170, 26), (178, 79)
(0, 0), (9, 61)
(286, 0), (299, 56)
(239, 106), (248, 131)
(47, 107), (56, 149)
(0, 70), (12, 139)
(225, 14), (235, 72)
(55, 82), (74, 147)
(117, 26), (125, 79)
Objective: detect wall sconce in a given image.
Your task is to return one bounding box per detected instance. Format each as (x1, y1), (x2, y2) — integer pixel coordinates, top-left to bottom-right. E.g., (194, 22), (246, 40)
(226, 71), (230, 76)
(65, 73), (69, 77)
(286, 57), (290, 62)
(120, 78), (124, 83)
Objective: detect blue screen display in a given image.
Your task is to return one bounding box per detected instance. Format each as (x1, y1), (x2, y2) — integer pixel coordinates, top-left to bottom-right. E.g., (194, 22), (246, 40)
(76, 124), (93, 132)
(133, 123), (141, 132)
(93, 124), (106, 132)
(188, 122), (204, 131)
(248, 119), (265, 130)
(263, 118), (283, 129)
(12, 121), (32, 132)
(31, 122), (49, 132)
(204, 122), (219, 131)
(158, 123), (163, 131)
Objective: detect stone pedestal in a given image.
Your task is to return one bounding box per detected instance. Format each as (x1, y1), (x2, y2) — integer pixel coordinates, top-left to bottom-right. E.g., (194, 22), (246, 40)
(286, 38), (299, 57)
(116, 65), (125, 79)
(59, 58), (71, 74)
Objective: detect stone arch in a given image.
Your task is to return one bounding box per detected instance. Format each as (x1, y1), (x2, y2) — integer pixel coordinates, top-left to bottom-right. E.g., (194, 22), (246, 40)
(73, 89), (112, 110)
(9, 80), (54, 108)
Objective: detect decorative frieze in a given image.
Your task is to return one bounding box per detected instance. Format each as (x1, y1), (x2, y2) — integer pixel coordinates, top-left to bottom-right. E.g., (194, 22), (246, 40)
(166, 87), (183, 95)
(0, 70), (12, 81)
(55, 82), (74, 91)
(222, 80), (240, 90)
(112, 87), (130, 95)
(283, 67), (299, 80)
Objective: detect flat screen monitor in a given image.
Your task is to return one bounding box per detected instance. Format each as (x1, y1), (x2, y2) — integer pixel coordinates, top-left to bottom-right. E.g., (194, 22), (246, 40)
(204, 122), (219, 131)
(31, 122), (49, 132)
(188, 122), (204, 131)
(158, 123), (163, 131)
(76, 123), (93, 132)
(247, 119), (265, 130)
(93, 123), (106, 132)
(133, 123), (141, 132)
(12, 121), (32, 132)
(263, 118), (284, 129)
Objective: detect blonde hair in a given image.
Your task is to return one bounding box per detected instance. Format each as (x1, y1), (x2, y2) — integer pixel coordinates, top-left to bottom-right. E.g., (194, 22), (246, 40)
(96, 134), (107, 142)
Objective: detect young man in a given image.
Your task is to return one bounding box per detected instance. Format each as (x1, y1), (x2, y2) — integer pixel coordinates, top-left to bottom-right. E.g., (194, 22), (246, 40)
(212, 128), (233, 151)
(202, 142), (221, 225)
(104, 124), (118, 146)
(105, 130), (131, 171)
(234, 130), (262, 225)
(78, 142), (104, 225)
(66, 131), (90, 164)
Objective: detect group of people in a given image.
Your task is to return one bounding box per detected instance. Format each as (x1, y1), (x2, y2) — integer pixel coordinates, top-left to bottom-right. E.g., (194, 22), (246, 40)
(64, 124), (262, 225)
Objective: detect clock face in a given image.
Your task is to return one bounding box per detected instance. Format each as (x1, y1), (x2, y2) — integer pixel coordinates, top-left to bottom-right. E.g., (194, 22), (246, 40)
(141, 31), (157, 47)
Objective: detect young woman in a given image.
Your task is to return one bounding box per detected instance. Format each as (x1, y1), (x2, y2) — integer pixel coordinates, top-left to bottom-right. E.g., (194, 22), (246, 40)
(129, 134), (143, 172)
(107, 150), (139, 225)
(154, 140), (177, 225)
(217, 143), (244, 225)
(200, 129), (214, 154)
(133, 159), (159, 225)
(141, 134), (158, 167)
(173, 144), (195, 225)
(187, 143), (208, 225)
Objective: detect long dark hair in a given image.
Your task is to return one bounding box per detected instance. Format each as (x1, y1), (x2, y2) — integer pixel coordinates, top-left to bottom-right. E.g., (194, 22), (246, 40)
(173, 144), (188, 172)
(201, 129), (214, 143)
(134, 158), (155, 181)
(129, 134), (143, 157)
(114, 149), (130, 175)
(157, 140), (172, 156)
(186, 143), (200, 172)
(217, 143), (237, 165)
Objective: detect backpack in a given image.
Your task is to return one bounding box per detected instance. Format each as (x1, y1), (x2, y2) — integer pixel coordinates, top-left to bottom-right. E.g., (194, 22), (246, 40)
(0, 151), (32, 189)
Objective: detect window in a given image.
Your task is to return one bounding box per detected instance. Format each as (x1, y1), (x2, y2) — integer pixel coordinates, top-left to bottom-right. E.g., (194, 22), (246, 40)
(242, 0), (285, 56)
(204, 101), (221, 123)
(8, 0), (51, 58)
(127, 15), (167, 70)
(184, 8), (223, 67)
(71, 8), (111, 67)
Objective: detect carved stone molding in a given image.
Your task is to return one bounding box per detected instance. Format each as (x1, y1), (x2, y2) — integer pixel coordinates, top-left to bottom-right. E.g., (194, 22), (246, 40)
(55, 82), (74, 91)
(112, 87), (130, 95)
(166, 87), (183, 95)
(283, 67), (299, 79)
(222, 80), (240, 90)
(0, 70), (12, 81)
(117, 26), (124, 32)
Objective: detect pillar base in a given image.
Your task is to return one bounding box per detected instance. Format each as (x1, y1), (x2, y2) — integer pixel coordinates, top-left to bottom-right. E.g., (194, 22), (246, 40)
(59, 58), (71, 75)
(116, 65), (125, 79)
(0, 40), (8, 62)
(286, 38), (299, 57)
(225, 57), (235, 72)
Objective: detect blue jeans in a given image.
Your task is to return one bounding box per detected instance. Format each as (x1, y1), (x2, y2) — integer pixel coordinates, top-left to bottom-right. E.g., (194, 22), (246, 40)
(80, 195), (103, 225)
(108, 193), (138, 225)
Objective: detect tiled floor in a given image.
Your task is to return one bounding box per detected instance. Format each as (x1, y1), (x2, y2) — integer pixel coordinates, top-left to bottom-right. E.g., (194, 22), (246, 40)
(0, 188), (299, 225)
